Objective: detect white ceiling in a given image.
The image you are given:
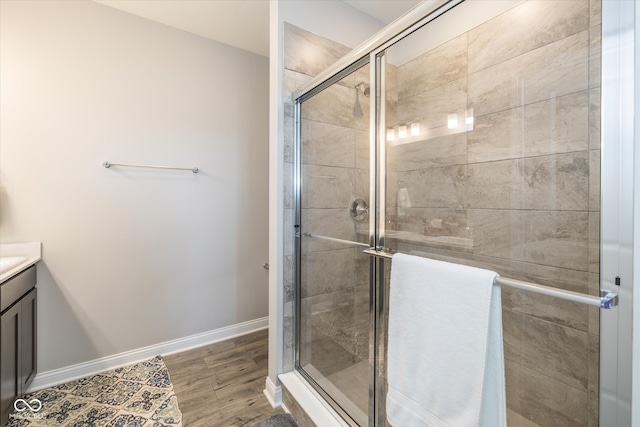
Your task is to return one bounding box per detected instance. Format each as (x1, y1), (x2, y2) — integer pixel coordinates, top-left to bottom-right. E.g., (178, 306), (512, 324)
(94, 0), (271, 56)
(93, 0), (421, 58)
(343, 0), (422, 24)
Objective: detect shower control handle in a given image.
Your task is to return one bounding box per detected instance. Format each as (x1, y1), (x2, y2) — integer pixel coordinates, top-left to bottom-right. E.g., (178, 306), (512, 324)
(349, 198), (369, 221)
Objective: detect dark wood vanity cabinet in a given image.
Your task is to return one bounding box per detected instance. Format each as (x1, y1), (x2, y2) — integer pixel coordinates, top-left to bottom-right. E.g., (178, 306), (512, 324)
(0, 266), (37, 427)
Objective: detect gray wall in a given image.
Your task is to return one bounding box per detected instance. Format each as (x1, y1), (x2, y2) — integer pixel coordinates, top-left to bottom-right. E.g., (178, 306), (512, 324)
(0, 0), (269, 372)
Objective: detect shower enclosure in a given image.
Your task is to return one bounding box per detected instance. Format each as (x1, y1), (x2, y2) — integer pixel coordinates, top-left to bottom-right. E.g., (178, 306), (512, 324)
(290, 0), (629, 425)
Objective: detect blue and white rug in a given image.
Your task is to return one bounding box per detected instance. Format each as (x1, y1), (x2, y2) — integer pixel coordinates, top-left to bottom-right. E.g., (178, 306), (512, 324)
(8, 356), (182, 427)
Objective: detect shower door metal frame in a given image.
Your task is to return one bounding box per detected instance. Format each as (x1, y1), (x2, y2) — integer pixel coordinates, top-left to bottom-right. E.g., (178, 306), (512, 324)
(293, 55), (374, 427)
(294, 3), (466, 426)
(292, 0), (632, 425)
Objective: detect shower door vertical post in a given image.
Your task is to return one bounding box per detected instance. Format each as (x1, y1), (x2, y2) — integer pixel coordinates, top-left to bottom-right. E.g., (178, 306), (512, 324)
(367, 51), (377, 427)
(368, 51), (388, 427)
(293, 97), (302, 377)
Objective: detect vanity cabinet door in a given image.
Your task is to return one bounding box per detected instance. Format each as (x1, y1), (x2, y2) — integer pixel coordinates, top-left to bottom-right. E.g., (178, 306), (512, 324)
(20, 289), (36, 392)
(0, 303), (21, 427)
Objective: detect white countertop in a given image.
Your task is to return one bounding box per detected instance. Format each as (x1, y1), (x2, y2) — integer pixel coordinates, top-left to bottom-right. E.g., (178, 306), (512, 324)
(0, 242), (42, 283)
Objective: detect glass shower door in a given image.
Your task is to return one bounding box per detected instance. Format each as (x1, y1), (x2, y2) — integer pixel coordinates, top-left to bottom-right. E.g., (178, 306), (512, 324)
(296, 62), (372, 426)
(377, 1), (601, 426)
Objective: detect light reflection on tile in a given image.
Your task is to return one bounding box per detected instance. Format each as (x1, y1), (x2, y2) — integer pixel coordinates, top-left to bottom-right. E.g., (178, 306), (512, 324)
(467, 152), (589, 211)
(468, 0), (588, 73)
(398, 33), (467, 98)
(469, 30), (589, 117)
(468, 91), (589, 163)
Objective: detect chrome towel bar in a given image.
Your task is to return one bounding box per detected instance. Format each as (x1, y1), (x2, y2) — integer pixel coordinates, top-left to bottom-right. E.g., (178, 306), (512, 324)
(302, 232), (369, 248)
(103, 161), (198, 173)
(363, 248), (618, 309)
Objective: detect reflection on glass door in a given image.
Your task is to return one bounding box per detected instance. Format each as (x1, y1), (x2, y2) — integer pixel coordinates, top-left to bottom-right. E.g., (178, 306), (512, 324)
(379, 1), (601, 425)
(297, 62), (371, 426)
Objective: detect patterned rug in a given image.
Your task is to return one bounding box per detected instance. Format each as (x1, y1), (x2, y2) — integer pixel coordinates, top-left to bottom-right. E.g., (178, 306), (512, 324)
(8, 356), (182, 427)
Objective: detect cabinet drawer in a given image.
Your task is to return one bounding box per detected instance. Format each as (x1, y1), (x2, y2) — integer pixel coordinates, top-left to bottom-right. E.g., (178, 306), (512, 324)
(0, 265), (36, 313)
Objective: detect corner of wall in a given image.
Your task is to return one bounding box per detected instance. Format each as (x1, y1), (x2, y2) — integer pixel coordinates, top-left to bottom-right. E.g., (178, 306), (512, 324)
(268, 0), (285, 391)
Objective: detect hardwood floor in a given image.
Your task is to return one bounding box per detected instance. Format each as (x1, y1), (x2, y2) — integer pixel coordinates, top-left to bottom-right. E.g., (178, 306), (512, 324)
(164, 329), (285, 426)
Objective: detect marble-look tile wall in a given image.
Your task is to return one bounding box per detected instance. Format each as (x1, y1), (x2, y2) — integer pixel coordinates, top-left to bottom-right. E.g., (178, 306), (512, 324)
(387, 0), (601, 426)
(283, 23), (370, 382)
(284, 0), (602, 424)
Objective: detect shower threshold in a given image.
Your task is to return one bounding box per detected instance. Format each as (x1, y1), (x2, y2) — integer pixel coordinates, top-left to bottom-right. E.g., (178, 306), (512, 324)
(279, 370), (350, 427)
(301, 363), (368, 426)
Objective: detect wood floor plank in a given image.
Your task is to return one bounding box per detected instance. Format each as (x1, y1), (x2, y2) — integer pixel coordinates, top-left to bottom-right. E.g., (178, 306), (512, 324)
(217, 394), (276, 426)
(212, 355), (257, 370)
(213, 364), (264, 389)
(214, 375), (265, 400)
(170, 340), (238, 366)
(232, 329), (268, 346)
(164, 329), (285, 426)
(202, 341), (271, 369)
(181, 406), (225, 427)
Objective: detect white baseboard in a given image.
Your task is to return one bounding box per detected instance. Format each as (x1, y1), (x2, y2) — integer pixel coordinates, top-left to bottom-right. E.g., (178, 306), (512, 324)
(263, 376), (282, 408)
(28, 316), (268, 392)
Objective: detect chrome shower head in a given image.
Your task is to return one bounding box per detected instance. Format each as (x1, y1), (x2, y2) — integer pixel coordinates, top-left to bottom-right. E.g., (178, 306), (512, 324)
(355, 82), (370, 96)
